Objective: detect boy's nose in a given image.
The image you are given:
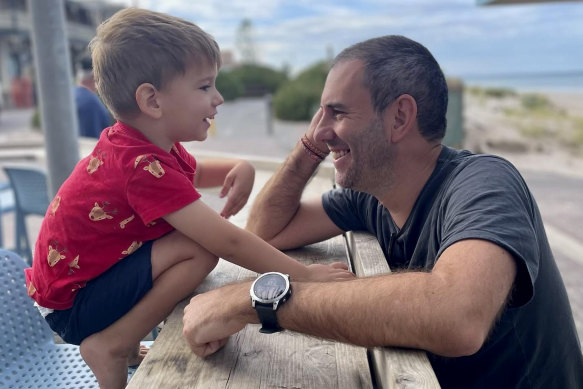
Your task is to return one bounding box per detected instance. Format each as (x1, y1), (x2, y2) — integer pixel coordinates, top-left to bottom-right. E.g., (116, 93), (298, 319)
(214, 91), (224, 106)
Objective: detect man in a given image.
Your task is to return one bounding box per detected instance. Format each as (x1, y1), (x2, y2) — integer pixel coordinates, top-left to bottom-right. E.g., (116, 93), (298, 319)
(182, 35), (583, 388)
(74, 55), (112, 138)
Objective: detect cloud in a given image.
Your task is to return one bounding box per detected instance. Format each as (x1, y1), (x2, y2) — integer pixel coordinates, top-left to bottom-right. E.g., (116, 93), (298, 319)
(92, 0), (583, 87)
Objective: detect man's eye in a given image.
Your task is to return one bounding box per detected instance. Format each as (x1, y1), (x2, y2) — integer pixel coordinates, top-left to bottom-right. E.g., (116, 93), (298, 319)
(332, 110), (344, 119)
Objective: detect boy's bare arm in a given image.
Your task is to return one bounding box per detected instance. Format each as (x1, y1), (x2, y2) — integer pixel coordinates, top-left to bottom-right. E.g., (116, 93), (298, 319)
(195, 158), (255, 218)
(162, 200), (353, 282)
(194, 158), (250, 187)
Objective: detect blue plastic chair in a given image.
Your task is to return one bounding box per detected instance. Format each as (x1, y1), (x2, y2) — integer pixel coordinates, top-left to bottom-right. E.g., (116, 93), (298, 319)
(0, 180), (15, 248)
(2, 166), (50, 262)
(0, 249), (99, 388)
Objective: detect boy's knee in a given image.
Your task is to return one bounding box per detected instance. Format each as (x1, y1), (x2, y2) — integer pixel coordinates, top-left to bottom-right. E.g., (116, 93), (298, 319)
(200, 252), (219, 273)
(81, 332), (135, 360)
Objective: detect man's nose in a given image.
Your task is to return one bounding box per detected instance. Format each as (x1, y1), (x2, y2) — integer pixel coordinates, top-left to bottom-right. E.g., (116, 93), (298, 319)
(313, 112), (334, 144)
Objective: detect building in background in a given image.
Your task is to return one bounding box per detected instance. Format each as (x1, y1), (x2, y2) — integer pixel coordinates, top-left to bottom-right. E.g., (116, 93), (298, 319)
(0, 0), (123, 108)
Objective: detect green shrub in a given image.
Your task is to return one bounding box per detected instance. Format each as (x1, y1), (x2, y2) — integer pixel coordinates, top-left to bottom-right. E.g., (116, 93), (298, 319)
(31, 109), (41, 129)
(273, 61), (329, 121)
(216, 71), (243, 101)
(273, 82), (321, 121)
(229, 64), (288, 96)
(468, 87), (516, 99)
(520, 93), (554, 112)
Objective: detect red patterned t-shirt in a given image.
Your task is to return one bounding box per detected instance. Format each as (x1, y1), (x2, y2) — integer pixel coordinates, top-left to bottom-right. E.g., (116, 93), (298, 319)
(25, 121), (201, 309)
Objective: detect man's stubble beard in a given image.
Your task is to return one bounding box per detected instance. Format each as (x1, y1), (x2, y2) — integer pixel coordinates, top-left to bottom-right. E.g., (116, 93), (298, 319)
(336, 118), (396, 194)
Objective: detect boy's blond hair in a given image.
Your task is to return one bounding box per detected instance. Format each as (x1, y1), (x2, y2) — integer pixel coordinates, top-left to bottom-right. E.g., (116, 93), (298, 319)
(89, 8), (221, 119)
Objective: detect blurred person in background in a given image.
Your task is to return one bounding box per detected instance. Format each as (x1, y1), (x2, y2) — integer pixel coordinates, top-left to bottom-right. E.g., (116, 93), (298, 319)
(75, 54), (113, 138)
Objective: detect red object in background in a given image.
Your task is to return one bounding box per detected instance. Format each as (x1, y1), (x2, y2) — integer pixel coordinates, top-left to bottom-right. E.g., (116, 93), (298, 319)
(11, 77), (34, 108)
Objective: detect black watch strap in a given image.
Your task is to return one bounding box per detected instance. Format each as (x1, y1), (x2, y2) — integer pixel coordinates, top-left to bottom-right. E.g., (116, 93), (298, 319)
(255, 303), (283, 334)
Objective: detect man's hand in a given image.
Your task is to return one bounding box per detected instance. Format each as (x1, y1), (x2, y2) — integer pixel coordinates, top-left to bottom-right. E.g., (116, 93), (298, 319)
(183, 282), (255, 357)
(219, 161), (255, 218)
(305, 108), (329, 156)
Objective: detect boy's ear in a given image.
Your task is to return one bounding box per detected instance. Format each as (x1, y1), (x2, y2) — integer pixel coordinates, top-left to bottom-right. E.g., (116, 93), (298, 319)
(384, 94), (417, 143)
(135, 83), (162, 119)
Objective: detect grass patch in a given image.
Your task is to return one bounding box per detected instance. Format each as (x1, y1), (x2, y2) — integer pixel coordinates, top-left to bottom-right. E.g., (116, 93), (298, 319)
(468, 86), (517, 99)
(572, 117), (583, 147)
(520, 93), (556, 113)
(519, 123), (548, 139)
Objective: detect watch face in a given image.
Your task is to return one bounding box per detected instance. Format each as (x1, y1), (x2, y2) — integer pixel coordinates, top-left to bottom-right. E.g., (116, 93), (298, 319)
(252, 273), (288, 302)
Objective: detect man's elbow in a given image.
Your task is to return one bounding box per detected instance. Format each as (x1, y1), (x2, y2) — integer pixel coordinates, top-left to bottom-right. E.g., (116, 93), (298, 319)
(435, 320), (490, 357)
(245, 222), (277, 245)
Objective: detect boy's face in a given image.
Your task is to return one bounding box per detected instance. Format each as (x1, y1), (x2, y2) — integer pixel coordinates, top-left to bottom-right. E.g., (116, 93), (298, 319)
(158, 61), (223, 144)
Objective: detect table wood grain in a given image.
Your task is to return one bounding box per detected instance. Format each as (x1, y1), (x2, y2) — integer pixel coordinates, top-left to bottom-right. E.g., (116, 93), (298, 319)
(127, 235), (374, 389)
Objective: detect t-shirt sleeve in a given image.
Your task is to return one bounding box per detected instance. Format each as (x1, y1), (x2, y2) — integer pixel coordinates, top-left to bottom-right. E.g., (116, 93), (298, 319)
(126, 153), (201, 225)
(438, 156), (539, 307)
(322, 188), (377, 232)
(176, 143), (197, 172)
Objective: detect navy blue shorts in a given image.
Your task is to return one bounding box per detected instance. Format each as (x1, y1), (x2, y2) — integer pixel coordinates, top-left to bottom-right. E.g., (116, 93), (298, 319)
(45, 241), (154, 345)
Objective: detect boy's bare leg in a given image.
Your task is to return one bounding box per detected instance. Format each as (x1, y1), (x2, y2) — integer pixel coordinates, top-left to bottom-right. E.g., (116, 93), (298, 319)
(127, 344), (148, 367)
(80, 231), (218, 389)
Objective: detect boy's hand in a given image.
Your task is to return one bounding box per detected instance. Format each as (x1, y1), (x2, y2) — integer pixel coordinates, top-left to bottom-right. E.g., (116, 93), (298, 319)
(299, 262), (355, 282)
(219, 161), (255, 218)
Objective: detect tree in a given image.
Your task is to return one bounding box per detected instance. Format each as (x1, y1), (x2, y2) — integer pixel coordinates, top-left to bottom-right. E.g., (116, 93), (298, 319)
(235, 18), (257, 64)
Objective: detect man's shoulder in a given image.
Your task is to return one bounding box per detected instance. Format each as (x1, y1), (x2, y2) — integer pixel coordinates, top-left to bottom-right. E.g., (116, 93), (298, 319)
(448, 150), (521, 182)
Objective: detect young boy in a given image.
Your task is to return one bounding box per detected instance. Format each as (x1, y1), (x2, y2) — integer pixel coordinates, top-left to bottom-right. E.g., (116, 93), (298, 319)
(24, 8), (353, 389)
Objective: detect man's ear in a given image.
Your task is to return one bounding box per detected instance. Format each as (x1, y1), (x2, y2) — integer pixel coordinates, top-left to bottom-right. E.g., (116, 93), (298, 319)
(135, 83), (162, 119)
(384, 94), (417, 143)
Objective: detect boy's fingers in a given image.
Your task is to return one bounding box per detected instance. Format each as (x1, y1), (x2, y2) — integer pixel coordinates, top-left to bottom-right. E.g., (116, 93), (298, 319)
(220, 176), (235, 198)
(221, 195), (247, 218)
(330, 261), (349, 270)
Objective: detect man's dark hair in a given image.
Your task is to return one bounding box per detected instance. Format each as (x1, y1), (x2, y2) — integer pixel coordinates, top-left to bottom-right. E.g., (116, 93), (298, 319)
(333, 35), (448, 142)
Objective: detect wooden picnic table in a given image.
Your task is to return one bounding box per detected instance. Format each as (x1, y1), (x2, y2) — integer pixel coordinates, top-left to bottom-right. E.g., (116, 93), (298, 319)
(127, 229), (440, 389)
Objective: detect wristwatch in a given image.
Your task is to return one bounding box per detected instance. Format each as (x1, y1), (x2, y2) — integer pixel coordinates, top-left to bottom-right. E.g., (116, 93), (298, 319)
(250, 272), (292, 334)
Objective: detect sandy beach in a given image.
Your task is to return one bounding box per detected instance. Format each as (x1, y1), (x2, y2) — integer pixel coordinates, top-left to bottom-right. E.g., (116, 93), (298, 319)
(463, 88), (583, 178)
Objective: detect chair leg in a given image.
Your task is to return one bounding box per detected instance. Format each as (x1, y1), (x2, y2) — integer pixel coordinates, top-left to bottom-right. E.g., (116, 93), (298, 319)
(23, 219), (32, 264)
(15, 213), (28, 261)
(0, 208), (4, 248)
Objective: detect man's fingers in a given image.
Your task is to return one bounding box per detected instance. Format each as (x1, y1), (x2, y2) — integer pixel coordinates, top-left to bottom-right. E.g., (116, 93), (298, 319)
(191, 337), (229, 357)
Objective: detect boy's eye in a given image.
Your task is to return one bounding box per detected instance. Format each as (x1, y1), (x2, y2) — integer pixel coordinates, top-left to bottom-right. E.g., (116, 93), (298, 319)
(200, 85), (211, 91)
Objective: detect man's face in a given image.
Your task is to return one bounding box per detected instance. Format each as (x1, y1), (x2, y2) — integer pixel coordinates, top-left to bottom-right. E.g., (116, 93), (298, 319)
(315, 60), (395, 193)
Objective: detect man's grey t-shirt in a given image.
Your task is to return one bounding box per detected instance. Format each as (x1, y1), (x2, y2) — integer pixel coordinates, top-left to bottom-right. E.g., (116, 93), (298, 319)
(322, 146), (583, 388)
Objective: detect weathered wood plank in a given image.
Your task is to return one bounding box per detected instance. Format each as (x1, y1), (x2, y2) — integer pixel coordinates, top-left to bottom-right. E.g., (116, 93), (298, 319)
(346, 231), (441, 389)
(128, 237), (373, 389)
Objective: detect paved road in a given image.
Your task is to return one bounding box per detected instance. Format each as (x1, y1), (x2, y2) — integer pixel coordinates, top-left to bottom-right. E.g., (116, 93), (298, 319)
(0, 108), (35, 135)
(521, 171), (583, 343)
(1, 101), (582, 344)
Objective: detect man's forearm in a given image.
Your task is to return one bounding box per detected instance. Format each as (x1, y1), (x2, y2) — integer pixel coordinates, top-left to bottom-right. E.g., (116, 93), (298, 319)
(277, 273), (492, 358)
(246, 141), (322, 240)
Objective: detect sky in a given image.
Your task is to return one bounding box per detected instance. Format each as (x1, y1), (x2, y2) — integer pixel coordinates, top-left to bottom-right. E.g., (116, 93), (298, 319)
(104, 0), (583, 90)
